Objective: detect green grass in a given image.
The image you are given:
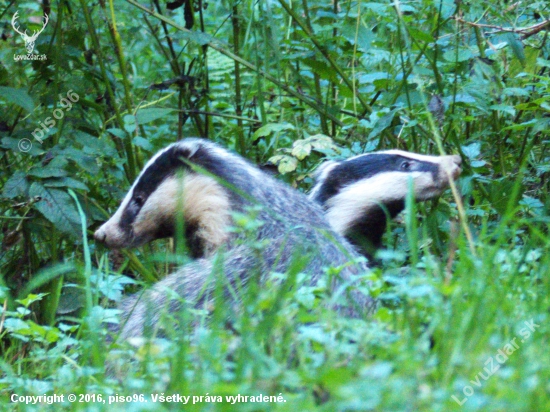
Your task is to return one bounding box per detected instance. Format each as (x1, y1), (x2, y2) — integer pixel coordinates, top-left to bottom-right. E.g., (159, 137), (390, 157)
(1, 195), (548, 411)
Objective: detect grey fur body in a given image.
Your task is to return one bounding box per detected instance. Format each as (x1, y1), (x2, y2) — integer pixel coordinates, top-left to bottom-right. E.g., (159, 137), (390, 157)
(95, 139), (372, 339)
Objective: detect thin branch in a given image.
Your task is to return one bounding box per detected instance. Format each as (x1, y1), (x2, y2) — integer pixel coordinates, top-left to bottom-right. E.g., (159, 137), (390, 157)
(454, 16), (550, 40)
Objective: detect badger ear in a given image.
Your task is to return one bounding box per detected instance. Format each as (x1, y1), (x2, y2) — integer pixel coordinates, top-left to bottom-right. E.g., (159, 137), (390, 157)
(172, 141), (200, 162)
(312, 160), (339, 183)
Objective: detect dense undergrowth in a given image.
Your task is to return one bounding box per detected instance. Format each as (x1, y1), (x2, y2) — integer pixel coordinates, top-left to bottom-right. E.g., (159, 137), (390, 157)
(0, 0), (549, 410)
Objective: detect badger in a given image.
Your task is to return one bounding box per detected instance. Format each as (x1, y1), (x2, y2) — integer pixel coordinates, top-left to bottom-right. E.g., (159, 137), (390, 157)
(309, 150), (462, 258)
(94, 138), (373, 340)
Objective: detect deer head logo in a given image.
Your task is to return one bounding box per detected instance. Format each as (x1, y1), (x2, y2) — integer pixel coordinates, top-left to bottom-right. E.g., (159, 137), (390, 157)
(11, 12), (49, 54)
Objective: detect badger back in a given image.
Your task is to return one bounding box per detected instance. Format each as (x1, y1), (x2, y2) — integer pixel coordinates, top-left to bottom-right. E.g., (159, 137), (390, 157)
(309, 150), (462, 254)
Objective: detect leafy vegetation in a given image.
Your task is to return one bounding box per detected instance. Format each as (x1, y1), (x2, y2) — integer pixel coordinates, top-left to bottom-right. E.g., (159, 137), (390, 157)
(0, 0), (549, 410)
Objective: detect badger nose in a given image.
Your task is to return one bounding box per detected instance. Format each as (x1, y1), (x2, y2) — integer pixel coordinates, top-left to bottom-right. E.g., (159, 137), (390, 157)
(450, 155), (462, 179)
(94, 228), (106, 244)
(452, 155), (462, 166)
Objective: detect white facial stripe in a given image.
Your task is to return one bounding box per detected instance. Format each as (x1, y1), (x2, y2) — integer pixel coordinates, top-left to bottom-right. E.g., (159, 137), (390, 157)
(378, 150), (448, 163)
(324, 171), (446, 235)
(309, 161), (339, 200)
(346, 150), (445, 165)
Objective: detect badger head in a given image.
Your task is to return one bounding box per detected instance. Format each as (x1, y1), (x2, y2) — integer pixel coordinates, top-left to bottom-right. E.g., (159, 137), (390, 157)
(94, 141), (232, 257)
(309, 150), (462, 254)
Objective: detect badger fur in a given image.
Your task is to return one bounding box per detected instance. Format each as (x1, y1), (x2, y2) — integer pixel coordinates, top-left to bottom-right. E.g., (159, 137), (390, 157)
(309, 150), (462, 257)
(94, 139), (372, 339)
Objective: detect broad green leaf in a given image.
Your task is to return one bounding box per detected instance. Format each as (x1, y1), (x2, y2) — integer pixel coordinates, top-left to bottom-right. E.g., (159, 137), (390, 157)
(44, 177), (89, 191)
(368, 111), (395, 140)
(358, 72), (390, 84)
(0, 87), (35, 112)
(462, 142), (481, 159)
(2, 171), (29, 198)
(408, 27), (434, 43)
(308, 134), (335, 150)
(301, 59), (338, 82)
(252, 123), (295, 141)
(520, 195), (544, 209)
(340, 22), (374, 52)
(63, 148), (100, 175)
(490, 104), (516, 116)
(28, 166), (68, 178)
(292, 140), (312, 160)
(133, 136), (154, 150)
(29, 183), (82, 236)
(106, 128), (127, 139)
(269, 155), (298, 174)
(135, 108), (174, 124)
(443, 47), (475, 62)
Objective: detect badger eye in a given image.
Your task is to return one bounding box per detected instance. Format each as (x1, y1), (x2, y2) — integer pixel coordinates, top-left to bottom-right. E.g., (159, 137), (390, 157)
(134, 195), (144, 208)
(400, 160), (411, 171)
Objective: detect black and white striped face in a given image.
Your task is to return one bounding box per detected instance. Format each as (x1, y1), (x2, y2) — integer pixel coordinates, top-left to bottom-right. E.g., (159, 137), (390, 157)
(309, 150), (462, 250)
(94, 141), (231, 254)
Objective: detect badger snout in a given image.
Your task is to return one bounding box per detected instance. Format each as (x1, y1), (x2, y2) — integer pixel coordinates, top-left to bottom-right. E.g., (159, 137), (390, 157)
(93, 221), (129, 249)
(94, 227), (107, 244)
(442, 154), (462, 181)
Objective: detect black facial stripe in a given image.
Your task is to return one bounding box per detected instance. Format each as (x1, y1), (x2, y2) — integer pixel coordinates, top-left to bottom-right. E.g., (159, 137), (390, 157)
(314, 154), (440, 205)
(189, 146), (253, 189)
(184, 221), (205, 259)
(346, 199), (405, 255)
(119, 145), (193, 229)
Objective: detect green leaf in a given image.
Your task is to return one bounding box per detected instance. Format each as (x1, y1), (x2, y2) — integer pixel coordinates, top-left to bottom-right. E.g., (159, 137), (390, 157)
(407, 27), (434, 43)
(106, 128), (127, 139)
(2, 171), (29, 198)
(29, 183), (82, 237)
(490, 104), (516, 116)
(133, 136), (154, 150)
(301, 59), (338, 82)
(269, 155), (298, 174)
(291, 140), (312, 160)
(443, 47), (475, 62)
(135, 108), (175, 124)
(63, 148), (100, 175)
(252, 123), (295, 141)
(0, 87), (35, 112)
(16, 293), (49, 307)
(462, 142), (481, 159)
(44, 177), (89, 191)
(506, 33), (525, 67)
(28, 166), (68, 178)
(308, 134), (335, 150)
(368, 111), (395, 140)
(520, 195), (544, 209)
